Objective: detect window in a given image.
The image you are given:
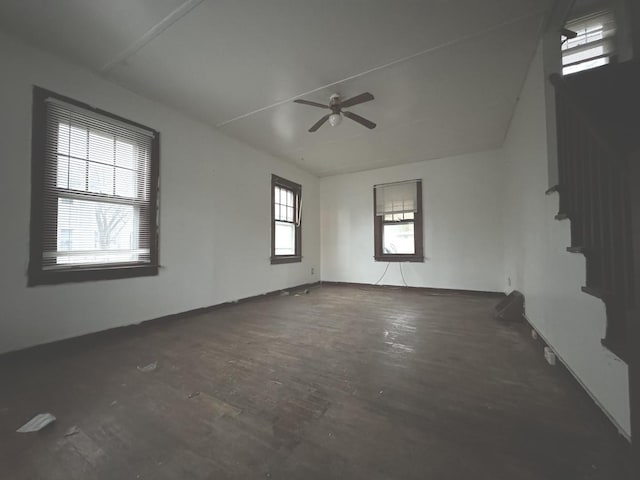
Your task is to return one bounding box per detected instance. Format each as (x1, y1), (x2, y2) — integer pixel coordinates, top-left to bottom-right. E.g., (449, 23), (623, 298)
(562, 10), (616, 75)
(28, 87), (160, 285)
(374, 179), (423, 262)
(271, 175), (301, 264)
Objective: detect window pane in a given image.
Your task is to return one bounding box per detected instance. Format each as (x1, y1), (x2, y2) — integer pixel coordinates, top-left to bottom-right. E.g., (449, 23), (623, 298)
(115, 167), (136, 198)
(88, 161), (114, 194)
(563, 57), (608, 75)
(562, 11), (615, 76)
(287, 190), (293, 207)
(59, 228), (72, 251)
(563, 45), (604, 65)
(69, 158), (86, 191)
(57, 123), (70, 155)
(68, 124), (88, 158)
(275, 221), (295, 255)
(383, 223), (415, 254)
(55, 198), (144, 265)
(89, 130), (114, 165)
(57, 156), (69, 188)
(115, 139), (135, 169)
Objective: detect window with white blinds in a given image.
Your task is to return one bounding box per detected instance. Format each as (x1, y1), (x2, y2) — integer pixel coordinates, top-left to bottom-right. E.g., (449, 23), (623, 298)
(373, 179), (424, 262)
(271, 175), (302, 264)
(562, 10), (616, 75)
(29, 87), (160, 285)
(375, 180), (418, 220)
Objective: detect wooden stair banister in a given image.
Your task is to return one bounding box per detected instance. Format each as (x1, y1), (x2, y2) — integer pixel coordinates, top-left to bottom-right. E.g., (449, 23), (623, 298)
(550, 65), (638, 361)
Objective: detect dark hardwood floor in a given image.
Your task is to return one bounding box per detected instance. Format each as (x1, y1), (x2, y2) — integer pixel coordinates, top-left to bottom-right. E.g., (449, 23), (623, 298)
(0, 284), (633, 479)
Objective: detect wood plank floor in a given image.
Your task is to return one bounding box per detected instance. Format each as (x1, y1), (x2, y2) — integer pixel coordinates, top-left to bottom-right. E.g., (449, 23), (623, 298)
(0, 284), (633, 479)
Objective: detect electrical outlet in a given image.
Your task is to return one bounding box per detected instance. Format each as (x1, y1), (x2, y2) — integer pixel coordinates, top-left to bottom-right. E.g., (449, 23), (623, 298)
(311, 267), (315, 275)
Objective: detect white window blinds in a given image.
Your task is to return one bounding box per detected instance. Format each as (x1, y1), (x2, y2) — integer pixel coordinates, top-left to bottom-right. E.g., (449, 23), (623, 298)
(375, 180), (419, 216)
(562, 10), (616, 75)
(41, 97), (155, 269)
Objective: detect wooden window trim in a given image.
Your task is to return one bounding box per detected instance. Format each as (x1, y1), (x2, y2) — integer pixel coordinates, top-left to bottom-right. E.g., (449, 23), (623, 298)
(28, 86), (160, 286)
(373, 180), (424, 262)
(271, 174), (302, 264)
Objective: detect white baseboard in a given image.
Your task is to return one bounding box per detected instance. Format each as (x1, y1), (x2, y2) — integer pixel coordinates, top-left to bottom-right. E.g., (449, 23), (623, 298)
(523, 314), (631, 443)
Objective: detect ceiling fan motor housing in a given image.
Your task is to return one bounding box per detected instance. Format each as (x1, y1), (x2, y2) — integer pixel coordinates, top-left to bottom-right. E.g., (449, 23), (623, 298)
(329, 94), (341, 113)
(294, 92), (375, 131)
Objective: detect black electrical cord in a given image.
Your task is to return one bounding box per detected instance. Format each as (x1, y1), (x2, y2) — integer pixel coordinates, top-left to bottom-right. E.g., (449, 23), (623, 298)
(374, 262), (391, 285)
(399, 263), (409, 287)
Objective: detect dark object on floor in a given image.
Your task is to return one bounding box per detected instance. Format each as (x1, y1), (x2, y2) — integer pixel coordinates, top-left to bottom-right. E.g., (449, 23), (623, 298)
(494, 290), (525, 322)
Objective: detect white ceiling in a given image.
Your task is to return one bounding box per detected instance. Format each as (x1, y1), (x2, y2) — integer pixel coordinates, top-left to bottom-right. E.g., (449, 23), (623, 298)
(0, 0), (555, 176)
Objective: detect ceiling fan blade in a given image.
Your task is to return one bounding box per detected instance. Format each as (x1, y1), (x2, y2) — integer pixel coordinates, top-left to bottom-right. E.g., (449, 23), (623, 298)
(340, 92), (374, 108)
(343, 111), (376, 129)
(294, 99), (329, 109)
(309, 114), (331, 132)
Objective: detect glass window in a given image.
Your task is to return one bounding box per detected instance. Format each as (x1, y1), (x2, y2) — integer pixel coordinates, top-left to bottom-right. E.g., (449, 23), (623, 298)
(374, 180), (423, 262)
(271, 175), (302, 264)
(28, 87), (160, 285)
(562, 11), (616, 75)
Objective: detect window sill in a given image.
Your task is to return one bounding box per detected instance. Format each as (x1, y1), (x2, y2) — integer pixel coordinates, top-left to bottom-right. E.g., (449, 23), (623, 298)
(270, 255), (302, 265)
(374, 255), (424, 263)
(28, 264), (158, 286)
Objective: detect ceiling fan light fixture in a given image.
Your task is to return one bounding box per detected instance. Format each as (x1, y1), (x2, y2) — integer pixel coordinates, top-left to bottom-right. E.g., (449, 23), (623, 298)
(328, 112), (342, 127)
(294, 92), (375, 132)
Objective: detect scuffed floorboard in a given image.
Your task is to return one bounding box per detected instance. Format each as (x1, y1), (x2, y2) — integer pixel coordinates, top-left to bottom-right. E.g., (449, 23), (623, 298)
(0, 284), (633, 479)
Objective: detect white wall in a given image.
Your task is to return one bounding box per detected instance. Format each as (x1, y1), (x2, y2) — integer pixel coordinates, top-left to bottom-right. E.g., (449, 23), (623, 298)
(503, 45), (631, 436)
(0, 23), (631, 441)
(320, 151), (506, 292)
(0, 32), (320, 354)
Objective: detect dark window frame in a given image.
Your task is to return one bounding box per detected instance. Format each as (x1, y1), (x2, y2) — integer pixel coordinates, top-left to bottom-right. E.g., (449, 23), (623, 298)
(561, 9), (617, 76)
(373, 180), (424, 262)
(271, 174), (301, 265)
(28, 86), (160, 286)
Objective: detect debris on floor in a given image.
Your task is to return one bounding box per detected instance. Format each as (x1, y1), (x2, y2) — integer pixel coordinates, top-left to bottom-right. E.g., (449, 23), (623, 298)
(137, 361), (157, 372)
(110, 400), (118, 407)
(544, 346), (557, 366)
(196, 392), (242, 418)
(16, 413), (56, 433)
(188, 391), (201, 399)
(531, 329), (538, 340)
(279, 290), (290, 296)
(294, 289), (310, 296)
(64, 425), (81, 437)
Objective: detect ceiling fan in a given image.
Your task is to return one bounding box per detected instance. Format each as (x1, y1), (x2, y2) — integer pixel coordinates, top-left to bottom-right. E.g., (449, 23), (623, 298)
(294, 92), (376, 132)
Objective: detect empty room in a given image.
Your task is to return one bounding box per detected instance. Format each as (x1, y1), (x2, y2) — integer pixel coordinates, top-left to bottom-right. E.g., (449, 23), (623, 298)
(0, 1), (638, 478)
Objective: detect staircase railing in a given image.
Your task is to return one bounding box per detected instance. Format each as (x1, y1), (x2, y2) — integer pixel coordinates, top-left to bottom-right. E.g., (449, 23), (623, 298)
(550, 72), (634, 360)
